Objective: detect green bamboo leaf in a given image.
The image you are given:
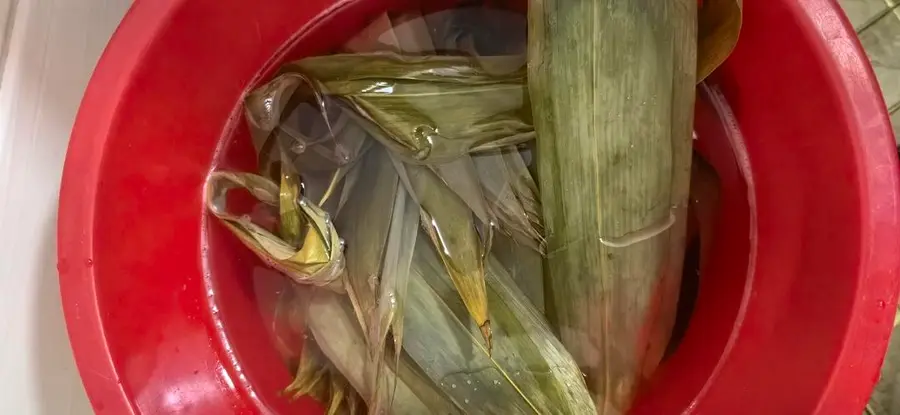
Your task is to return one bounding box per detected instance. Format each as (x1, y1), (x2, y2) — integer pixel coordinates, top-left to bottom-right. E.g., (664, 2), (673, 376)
(206, 171), (345, 292)
(490, 233), (544, 313)
(528, 0), (697, 411)
(279, 161), (305, 247)
(244, 73), (370, 182)
(432, 157), (493, 227)
(367, 184), (419, 415)
(500, 149), (543, 236)
(306, 289), (460, 414)
(429, 156), (497, 263)
(284, 338), (332, 401)
(698, 0), (741, 81)
(334, 145), (400, 333)
(391, 159), (492, 352)
(400, 236), (596, 414)
(472, 149), (544, 252)
(286, 53), (533, 164)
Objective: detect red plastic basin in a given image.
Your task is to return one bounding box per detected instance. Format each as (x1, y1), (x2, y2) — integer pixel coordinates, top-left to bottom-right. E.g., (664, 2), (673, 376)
(58, 0), (900, 413)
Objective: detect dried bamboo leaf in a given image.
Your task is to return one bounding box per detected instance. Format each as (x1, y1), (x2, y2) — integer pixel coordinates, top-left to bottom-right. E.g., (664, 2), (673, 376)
(869, 307), (900, 414)
(501, 149), (542, 230)
(306, 290), (460, 414)
(528, 0), (697, 411)
(472, 149), (544, 252)
(697, 0), (742, 81)
(276, 285), (365, 414)
(367, 184), (419, 415)
(206, 171), (345, 292)
(334, 145), (400, 334)
(270, 284), (309, 368)
(244, 73), (370, 181)
(279, 162), (305, 247)
(426, 7), (527, 58)
(428, 7), (541, 252)
(490, 233), (544, 312)
(400, 236), (595, 414)
(285, 336), (368, 415)
(285, 53), (533, 163)
(390, 12), (436, 53)
(285, 338), (332, 401)
(432, 156), (493, 226)
(344, 14), (401, 53)
(392, 159), (492, 351)
(334, 162), (362, 219)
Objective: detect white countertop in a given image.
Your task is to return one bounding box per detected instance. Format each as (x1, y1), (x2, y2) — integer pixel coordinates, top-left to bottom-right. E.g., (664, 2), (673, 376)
(0, 1), (129, 413)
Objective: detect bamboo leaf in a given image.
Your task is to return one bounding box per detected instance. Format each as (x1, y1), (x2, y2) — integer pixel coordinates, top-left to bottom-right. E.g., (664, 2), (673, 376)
(501, 149), (542, 235)
(286, 53), (533, 164)
(285, 338), (332, 401)
(244, 73), (370, 182)
(390, 12), (436, 54)
(206, 171), (345, 292)
(426, 7), (528, 60)
(472, 149), (544, 252)
(697, 0), (742, 81)
(528, 0), (697, 411)
(367, 183), (420, 415)
(344, 13), (402, 53)
(279, 161), (305, 247)
(391, 159), (492, 351)
(306, 290), (460, 414)
(400, 236), (596, 414)
(279, 289), (366, 414)
(432, 157), (493, 226)
(334, 145), (400, 333)
(490, 233), (544, 312)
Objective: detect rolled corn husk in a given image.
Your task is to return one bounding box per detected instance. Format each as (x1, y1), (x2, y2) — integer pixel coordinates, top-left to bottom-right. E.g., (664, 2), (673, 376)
(528, 0), (698, 412)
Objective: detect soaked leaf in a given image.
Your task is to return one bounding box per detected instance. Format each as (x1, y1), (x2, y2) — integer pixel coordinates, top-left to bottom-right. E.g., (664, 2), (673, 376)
(284, 53), (533, 164)
(490, 233), (544, 312)
(307, 290), (460, 414)
(206, 171), (345, 292)
(285, 337), (332, 401)
(427, 7), (527, 57)
(400, 236), (596, 414)
(344, 13), (402, 53)
(390, 11), (436, 53)
(697, 0), (742, 81)
(244, 73), (371, 183)
(472, 149), (544, 252)
(367, 184), (420, 415)
(392, 159), (492, 351)
(334, 145), (400, 333)
(432, 156), (494, 226)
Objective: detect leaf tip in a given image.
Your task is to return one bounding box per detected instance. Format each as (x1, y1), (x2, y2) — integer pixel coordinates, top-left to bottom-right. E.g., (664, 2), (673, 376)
(480, 320), (493, 355)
